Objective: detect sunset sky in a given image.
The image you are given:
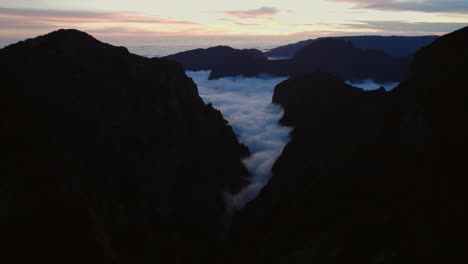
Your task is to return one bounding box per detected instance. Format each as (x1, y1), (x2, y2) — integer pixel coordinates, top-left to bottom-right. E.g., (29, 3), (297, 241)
(1, 0), (467, 45)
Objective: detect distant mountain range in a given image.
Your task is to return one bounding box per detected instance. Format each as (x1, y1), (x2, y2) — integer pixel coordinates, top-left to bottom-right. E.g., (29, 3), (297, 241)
(166, 37), (414, 82)
(165, 35), (439, 83)
(265, 35), (439, 58)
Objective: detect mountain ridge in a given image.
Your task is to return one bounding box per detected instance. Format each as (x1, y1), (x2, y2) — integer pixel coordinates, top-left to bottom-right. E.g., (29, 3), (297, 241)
(265, 35), (439, 58)
(225, 25), (468, 264)
(0, 28), (249, 264)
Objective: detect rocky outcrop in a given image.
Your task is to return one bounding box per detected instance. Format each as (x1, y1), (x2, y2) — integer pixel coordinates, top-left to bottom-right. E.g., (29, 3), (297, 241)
(226, 26), (468, 263)
(265, 35), (439, 58)
(0, 29), (249, 264)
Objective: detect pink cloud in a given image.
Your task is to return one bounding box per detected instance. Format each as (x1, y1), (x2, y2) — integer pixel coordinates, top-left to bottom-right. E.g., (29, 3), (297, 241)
(0, 7), (199, 26)
(220, 6), (279, 19)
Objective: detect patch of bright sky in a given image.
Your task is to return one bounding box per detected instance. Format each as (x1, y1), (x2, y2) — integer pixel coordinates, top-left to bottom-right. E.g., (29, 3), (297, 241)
(0, 0), (466, 42)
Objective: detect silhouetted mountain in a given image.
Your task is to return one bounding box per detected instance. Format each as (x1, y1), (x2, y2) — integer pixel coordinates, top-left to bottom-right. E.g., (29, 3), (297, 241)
(167, 39), (410, 82)
(226, 26), (468, 263)
(0, 29), (249, 264)
(265, 35), (439, 58)
(164, 46), (269, 79)
(288, 38), (410, 82)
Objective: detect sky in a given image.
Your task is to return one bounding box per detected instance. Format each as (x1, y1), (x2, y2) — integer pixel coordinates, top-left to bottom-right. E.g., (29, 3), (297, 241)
(0, 0), (467, 45)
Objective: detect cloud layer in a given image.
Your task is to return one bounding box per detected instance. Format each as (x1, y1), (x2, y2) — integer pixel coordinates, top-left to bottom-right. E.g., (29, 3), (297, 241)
(187, 71), (292, 210)
(346, 79), (399, 91)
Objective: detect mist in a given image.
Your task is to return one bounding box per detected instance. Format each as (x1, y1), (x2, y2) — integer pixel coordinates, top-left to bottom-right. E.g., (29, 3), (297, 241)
(346, 79), (399, 91)
(187, 71), (292, 210)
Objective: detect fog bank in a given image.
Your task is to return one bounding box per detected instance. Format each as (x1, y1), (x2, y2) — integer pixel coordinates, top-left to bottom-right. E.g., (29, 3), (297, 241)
(187, 71), (292, 210)
(346, 79), (399, 91)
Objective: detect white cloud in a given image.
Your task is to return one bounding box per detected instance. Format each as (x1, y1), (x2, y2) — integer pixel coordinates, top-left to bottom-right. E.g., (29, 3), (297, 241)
(187, 71), (292, 210)
(346, 79), (399, 91)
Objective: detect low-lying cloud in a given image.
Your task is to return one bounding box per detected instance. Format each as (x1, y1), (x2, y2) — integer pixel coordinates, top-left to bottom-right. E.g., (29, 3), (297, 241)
(187, 71), (292, 210)
(346, 79), (399, 91)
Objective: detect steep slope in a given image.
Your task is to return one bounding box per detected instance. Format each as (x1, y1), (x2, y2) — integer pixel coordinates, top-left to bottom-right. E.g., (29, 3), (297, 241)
(0, 29), (249, 264)
(265, 35), (439, 58)
(227, 26), (468, 263)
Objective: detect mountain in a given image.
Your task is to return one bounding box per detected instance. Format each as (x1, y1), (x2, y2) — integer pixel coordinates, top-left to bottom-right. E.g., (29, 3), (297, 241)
(166, 38), (410, 82)
(265, 35), (439, 58)
(164, 46), (269, 79)
(226, 26), (468, 263)
(0, 29), (249, 264)
(287, 38), (410, 82)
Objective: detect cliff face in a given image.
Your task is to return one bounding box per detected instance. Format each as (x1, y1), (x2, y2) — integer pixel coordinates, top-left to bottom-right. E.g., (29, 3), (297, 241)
(0, 29), (249, 264)
(227, 26), (468, 263)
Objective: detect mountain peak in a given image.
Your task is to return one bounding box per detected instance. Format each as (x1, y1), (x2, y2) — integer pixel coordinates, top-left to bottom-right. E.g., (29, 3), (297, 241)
(3, 28), (128, 55)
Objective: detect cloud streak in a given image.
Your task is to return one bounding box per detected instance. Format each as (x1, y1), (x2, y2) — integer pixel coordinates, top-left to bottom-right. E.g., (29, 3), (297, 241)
(0, 6), (212, 45)
(217, 18), (260, 26)
(187, 71), (292, 210)
(0, 7), (199, 25)
(220, 6), (280, 19)
(328, 0), (468, 13)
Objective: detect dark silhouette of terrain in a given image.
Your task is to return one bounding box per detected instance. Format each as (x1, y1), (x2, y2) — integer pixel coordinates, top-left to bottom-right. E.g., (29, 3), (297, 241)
(166, 38), (411, 82)
(0, 29), (249, 264)
(226, 26), (468, 263)
(164, 46), (269, 76)
(265, 35), (439, 58)
(2, 25), (468, 264)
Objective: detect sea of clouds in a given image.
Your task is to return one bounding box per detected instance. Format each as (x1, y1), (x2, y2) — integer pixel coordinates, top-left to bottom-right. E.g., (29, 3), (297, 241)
(187, 71), (292, 210)
(346, 79), (399, 91)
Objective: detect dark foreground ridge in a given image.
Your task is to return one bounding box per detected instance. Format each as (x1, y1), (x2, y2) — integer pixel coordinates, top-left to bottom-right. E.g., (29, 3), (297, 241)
(0, 29), (249, 263)
(166, 38), (411, 82)
(227, 26), (468, 263)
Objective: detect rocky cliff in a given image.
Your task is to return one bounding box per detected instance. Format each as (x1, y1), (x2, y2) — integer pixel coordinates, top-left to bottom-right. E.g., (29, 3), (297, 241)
(226, 26), (468, 263)
(0, 29), (249, 264)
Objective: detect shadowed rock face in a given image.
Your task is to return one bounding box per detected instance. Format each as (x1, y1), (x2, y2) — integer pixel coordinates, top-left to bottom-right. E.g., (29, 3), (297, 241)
(226, 26), (468, 264)
(0, 29), (249, 264)
(166, 39), (411, 83)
